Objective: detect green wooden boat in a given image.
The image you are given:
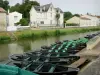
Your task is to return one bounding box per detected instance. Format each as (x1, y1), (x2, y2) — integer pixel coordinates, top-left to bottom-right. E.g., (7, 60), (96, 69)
(0, 64), (38, 75)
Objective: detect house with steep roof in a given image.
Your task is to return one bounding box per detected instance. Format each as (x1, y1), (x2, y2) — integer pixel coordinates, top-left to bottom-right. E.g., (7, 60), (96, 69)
(0, 7), (7, 31)
(30, 3), (64, 28)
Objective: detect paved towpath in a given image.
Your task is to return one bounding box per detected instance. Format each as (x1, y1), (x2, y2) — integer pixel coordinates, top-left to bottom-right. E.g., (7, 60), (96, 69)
(77, 36), (100, 75)
(78, 57), (100, 75)
(77, 42), (100, 57)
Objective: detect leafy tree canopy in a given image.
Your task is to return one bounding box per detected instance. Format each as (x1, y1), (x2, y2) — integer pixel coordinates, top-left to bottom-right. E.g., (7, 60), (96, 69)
(10, 0), (40, 20)
(64, 12), (73, 20)
(0, 0), (9, 11)
(18, 18), (29, 26)
(73, 14), (80, 17)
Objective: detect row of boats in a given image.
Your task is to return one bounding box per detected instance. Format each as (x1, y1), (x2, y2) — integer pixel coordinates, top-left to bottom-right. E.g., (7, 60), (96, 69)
(6, 32), (100, 75)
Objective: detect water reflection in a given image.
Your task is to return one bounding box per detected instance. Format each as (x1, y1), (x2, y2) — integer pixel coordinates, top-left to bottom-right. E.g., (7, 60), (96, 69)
(0, 31), (98, 62)
(0, 44), (9, 62)
(8, 43), (24, 54)
(17, 41), (32, 52)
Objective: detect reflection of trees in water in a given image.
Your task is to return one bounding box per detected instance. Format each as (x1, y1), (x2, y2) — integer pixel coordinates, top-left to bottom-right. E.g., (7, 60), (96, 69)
(55, 36), (60, 42)
(17, 40), (32, 52)
(17, 37), (60, 53)
(0, 44), (9, 61)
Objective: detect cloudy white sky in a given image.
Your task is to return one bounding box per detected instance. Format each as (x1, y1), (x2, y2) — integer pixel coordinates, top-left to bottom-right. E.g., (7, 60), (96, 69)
(8, 0), (100, 15)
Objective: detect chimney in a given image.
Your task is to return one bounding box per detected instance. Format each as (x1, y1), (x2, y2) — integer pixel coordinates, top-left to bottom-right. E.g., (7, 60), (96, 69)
(8, 9), (10, 14)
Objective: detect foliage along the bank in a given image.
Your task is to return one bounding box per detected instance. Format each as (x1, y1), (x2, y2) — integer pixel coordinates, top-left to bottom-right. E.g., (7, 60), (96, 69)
(10, 0), (40, 22)
(0, 0), (9, 11)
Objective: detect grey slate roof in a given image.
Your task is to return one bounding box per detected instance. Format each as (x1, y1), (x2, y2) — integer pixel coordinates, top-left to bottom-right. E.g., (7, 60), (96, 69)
(33, 3), (63, 13)
(34, 4), (51, 12)
(55, 8), (63, 13)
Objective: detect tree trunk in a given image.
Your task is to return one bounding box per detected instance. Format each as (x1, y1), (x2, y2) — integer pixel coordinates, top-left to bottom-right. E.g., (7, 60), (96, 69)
(57, 19), (59, 26)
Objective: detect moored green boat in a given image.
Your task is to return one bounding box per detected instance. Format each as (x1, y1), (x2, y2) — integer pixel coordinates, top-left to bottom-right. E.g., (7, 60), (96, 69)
(0, 64), (38, 75)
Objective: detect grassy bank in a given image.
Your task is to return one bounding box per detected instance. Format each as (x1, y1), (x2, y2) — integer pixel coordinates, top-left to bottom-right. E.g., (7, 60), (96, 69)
(0, 27), (100, 43)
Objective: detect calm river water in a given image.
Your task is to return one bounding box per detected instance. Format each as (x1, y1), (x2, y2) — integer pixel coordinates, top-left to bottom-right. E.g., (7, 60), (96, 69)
(0, 31), (98, 63)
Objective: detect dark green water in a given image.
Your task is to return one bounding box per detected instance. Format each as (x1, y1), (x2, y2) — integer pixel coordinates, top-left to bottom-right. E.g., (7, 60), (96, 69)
(0, 32), (97, 62)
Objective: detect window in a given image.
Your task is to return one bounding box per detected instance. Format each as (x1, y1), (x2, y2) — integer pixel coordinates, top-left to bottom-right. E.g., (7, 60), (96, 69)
(14, 16), (18, 21)
(51, 13), (52, 17)
(41, 21), (44, 24)
(14, 23), (17, 26)
(56, 10), (59, 13)
(50, 20), (52, 24)
(50, 7), (52, 11)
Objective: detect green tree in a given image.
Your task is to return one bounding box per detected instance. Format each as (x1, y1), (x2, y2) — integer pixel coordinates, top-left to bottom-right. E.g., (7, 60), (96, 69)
(0, 0), (9, 11)
(73, 14), (80, 17)
(64, 11), (73, 25)
(10, 1), (40, 20)
(55, 10), (60, 26)
(10, 3), (21, 12)
(19, 18), (28, 26)
(64, 11), (73, 20)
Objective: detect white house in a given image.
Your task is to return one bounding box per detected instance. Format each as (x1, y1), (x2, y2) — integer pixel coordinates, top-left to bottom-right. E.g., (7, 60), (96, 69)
(81, 15), (99, 26)
(30, 3), (64, 28)
(97, 16), (100, 25)
(66, 16), (80, 25)
(0, 7), (7, 31)
(79, 17), (91, 27)
(66, 14), (100, 27)
(8, 11), (22, 26)
(66, 16), (91, 27)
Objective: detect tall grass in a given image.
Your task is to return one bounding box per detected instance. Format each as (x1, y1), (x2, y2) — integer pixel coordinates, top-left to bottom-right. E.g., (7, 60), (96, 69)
(0, 36), (11, 44)
(17, 27), (100, 40)
(0, 27), (100, 43)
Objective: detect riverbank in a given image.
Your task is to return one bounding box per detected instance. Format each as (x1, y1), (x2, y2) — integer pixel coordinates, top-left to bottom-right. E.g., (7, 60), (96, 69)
(0, 27), (100, 44)
(77, 35), (100, 75)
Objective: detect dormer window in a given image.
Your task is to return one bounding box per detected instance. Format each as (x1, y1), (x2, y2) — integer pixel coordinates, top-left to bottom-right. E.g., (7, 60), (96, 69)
(56, 10), (59, 13)
(40, 8), (42, 12)
(43, 7), (45, 11)
(50, 7), (52, 11)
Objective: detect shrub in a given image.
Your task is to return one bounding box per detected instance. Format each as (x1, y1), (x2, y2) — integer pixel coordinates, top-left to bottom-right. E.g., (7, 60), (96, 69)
(19, 18), (29, 26)
(66, 23), (79, 26)
(41, 31), (49, 38)
(0, 36), (11, 44)
(55, 30), (61, 36)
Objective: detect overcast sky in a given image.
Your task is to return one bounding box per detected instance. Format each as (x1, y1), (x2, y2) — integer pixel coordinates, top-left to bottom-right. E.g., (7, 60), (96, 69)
(8, 0), (100, 15)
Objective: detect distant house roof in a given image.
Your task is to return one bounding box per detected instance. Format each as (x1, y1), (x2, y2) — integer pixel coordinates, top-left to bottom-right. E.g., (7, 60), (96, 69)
(33, 3), (63, 13)
(80, 17), (91, 20)
(97, 16), (100, 18)
(0, 7), (6, 13)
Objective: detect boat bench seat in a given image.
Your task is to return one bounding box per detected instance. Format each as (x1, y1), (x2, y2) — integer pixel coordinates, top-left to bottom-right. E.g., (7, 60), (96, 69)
(23, 64), (32, 70)
(49, 65), (56, 73)
(57, 54), (60, 57)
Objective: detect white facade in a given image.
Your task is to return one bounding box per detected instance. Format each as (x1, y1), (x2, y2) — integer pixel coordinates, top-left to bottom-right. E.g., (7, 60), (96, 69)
(66, 16), (80, 24)
(66, 15), (100, 27)
(81, 15), (99, 26)
(8, 11), (22, 26)
(97, 16), (100, 25)
(30, 3), (64, 27)
(0, 7), (7, 31)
